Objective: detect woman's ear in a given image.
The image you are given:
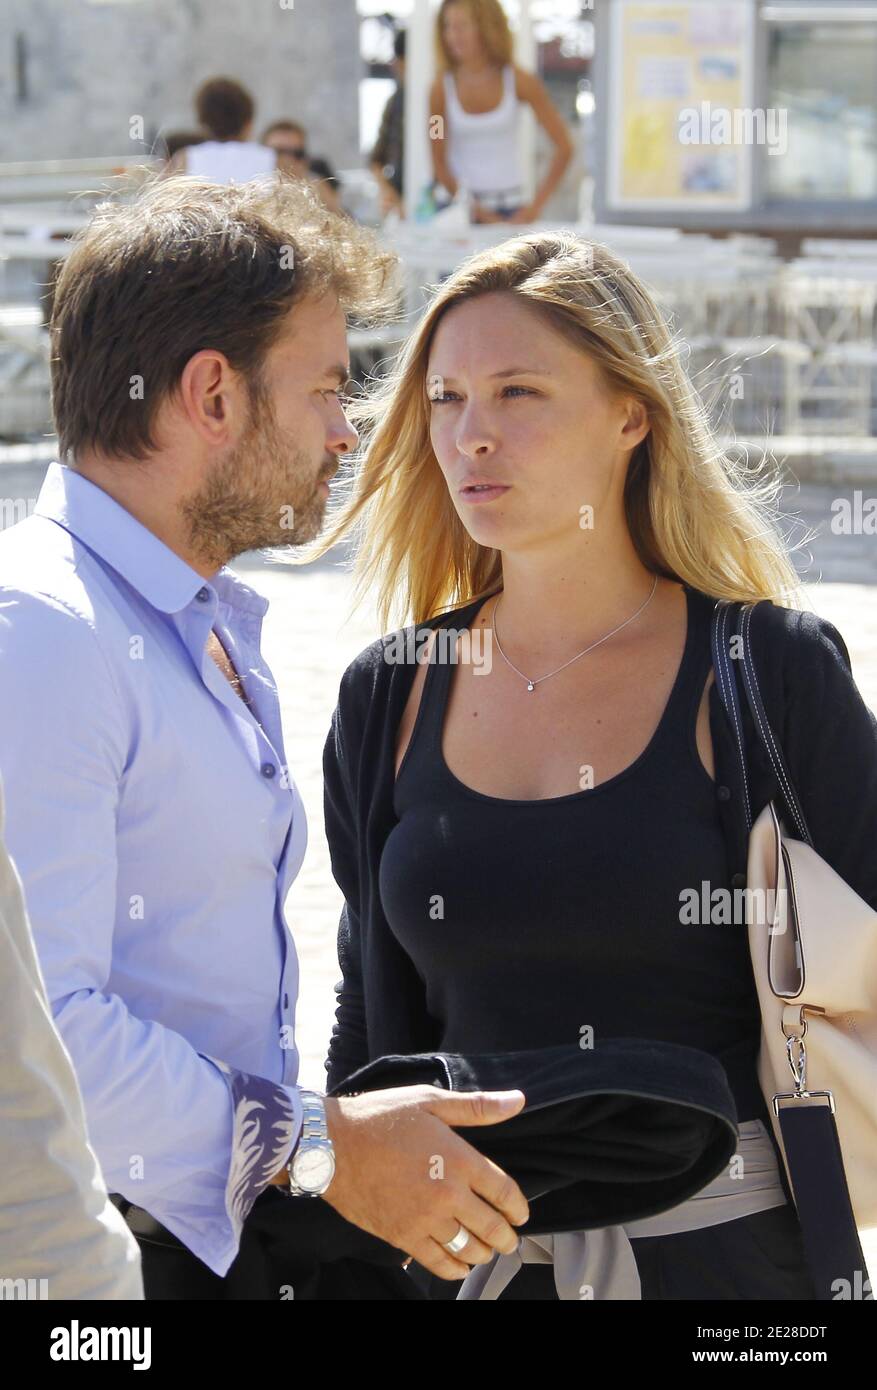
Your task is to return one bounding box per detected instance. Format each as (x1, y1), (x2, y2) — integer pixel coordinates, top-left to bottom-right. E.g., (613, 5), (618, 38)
(620, 398), (650, 451)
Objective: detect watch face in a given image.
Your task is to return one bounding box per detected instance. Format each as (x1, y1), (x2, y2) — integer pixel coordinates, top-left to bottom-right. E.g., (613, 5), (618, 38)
(293, 1146), (335, 1192)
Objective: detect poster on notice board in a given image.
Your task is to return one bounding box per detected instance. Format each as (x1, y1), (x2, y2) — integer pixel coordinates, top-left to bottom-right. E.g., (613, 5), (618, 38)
(607, 0), (757, 212)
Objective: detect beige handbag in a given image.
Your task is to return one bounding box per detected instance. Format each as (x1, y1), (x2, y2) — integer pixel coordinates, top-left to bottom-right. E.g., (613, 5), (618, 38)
(712, 599), (877, 1299)
(747, 798), (877, 1227)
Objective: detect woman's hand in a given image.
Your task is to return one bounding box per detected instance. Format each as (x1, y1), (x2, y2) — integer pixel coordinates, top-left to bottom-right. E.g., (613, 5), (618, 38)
(320, 1085), (529, 1280)
(470, 199), (504, 224)
(506, 202), (540, 225)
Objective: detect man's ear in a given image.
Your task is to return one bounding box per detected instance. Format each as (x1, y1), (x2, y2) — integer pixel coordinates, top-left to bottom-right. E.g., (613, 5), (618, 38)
(178, 349), (242, 446)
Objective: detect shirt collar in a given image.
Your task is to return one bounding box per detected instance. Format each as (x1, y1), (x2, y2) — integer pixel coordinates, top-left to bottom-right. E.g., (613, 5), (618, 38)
(33, 461), (269, 619)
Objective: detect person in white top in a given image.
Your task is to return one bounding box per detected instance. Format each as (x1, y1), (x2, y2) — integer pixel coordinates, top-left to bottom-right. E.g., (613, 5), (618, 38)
(0, 773), (143, 1300)
(430, 0), (574, 225)
(166, 77), (277, 186)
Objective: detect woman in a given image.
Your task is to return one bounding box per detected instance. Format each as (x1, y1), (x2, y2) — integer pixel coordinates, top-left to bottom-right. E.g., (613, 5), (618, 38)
(307, 231), (877, 1299)
(430, 0), (574, 224)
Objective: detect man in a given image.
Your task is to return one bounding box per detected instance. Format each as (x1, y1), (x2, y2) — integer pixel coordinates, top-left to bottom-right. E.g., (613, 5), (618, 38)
(261, 119), (311, 181)
(261, 122), (345, 217)
(166, 77), (277, 185)
(0, 774), (143, 1300)
(0, 173), (527, 1299)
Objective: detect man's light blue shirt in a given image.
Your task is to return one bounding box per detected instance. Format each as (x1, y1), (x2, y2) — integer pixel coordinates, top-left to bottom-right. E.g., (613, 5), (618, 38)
(0, 462), (306, 1276)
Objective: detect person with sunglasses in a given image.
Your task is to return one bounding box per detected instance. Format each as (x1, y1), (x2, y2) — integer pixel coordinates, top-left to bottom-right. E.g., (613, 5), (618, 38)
(262, 119), (311, 180)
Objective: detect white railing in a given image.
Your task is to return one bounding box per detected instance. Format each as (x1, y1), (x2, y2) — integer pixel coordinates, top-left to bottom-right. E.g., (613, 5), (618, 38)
(0, 156), (158, 205)
(369, 220), (876, 441)
(1, 168), (875, 447)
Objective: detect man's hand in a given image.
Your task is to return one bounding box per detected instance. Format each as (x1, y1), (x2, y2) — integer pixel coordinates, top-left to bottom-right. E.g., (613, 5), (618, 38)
(318, 1086), (528, 1280)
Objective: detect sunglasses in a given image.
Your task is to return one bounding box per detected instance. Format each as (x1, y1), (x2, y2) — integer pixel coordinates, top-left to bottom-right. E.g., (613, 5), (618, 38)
(274, 145), (308, 160)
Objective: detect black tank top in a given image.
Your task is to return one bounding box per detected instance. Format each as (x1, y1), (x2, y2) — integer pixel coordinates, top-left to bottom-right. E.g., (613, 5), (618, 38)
(379, 583), (767, 1122)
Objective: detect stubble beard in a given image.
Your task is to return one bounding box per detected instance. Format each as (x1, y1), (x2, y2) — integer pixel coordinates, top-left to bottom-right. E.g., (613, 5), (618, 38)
(180, 377), (329, 572)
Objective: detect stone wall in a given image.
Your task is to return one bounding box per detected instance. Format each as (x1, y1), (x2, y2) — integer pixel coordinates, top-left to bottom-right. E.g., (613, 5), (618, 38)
(1, 0), (360, 170)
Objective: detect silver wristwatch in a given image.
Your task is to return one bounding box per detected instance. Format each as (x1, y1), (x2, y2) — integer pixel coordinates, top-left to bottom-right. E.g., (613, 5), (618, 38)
(286, 1090), (336, 1197)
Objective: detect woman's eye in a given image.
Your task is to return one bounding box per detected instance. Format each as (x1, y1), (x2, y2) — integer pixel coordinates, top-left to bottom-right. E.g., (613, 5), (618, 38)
(429, 386), (533, 405)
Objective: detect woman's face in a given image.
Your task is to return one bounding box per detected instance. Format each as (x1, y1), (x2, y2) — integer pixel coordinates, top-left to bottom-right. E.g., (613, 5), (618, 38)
(442, 3), (484, 65)
(425, 291), (649, 555)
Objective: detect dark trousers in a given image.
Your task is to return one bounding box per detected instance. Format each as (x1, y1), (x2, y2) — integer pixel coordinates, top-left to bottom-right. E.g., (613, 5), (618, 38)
(122, 1190), (816, 1300)
(412, 1201), (819, 1300)
(113, 1113), (818, 1301)
(112, 1188), (424, 1301)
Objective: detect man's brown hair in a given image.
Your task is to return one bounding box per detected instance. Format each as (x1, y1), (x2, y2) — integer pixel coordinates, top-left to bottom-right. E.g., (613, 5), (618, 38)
(196, 77), (254, 140)
(49, 172), (400, 465)
(261, 120), (306, 144)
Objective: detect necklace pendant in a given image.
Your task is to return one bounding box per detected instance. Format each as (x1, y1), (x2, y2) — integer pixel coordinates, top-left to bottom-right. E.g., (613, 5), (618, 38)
(526, 680), (535, 692)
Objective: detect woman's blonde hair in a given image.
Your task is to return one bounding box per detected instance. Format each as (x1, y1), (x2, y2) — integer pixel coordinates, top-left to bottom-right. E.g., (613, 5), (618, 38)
(300, 230), (808, 630)
(435, 0), (514, 73)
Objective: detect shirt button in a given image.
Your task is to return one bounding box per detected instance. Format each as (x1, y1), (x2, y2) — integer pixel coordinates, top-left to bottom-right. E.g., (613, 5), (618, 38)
(196, 587), (210, 603)
(283, 993), (289, 1009)
(716, 784), (732, 802)
(731, 872), (746, 889)
(261, 762), (276, 779)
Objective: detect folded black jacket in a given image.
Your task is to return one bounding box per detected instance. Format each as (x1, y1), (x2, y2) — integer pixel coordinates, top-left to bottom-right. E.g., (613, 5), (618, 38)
(271, 1034), (738, 1283)
(328, 1037), (738, 1235)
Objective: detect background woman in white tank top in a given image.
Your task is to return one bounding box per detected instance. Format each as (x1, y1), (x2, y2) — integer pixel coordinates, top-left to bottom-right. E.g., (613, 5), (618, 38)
(430, 0), (574, 224)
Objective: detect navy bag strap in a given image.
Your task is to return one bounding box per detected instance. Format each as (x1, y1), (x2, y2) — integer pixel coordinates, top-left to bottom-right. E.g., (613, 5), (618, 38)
(710, 597), (870, 1301)
(710, 597), (813, 841)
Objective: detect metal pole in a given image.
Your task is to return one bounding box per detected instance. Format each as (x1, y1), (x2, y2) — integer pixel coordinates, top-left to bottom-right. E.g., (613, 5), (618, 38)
(403, 0), (437, 222)
(515, 0), (536, 207)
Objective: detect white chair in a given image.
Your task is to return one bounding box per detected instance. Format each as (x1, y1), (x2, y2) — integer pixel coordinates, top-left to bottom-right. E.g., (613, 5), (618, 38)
(779, 269), (877, 437)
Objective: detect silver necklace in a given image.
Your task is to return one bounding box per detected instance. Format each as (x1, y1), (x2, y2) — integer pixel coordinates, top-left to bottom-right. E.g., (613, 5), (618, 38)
(492, 574), (659, 692)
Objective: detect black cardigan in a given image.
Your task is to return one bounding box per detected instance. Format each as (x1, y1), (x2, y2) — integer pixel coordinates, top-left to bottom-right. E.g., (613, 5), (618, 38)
(322, 587), (877, 1093)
